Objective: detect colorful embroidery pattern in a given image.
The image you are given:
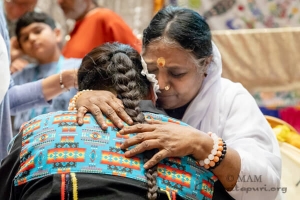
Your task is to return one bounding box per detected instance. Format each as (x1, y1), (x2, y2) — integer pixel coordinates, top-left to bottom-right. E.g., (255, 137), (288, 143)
(14, 111), (216, 200)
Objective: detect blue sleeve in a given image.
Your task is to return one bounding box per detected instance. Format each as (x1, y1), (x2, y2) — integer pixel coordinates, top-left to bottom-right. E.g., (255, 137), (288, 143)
(9, 80), (51, 115)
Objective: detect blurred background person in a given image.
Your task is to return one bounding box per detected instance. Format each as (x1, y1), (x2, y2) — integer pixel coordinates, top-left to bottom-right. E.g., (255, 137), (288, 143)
(0, 2), (78, 162)
(57, 0), (141, 58)
(3, 0), (37, 37)
(11, 11), (81, 135)
(2, 0), (38, 73)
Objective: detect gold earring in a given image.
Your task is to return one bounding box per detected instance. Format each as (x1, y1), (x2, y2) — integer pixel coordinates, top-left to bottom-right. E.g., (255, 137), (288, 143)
(164, 85), (170, 91)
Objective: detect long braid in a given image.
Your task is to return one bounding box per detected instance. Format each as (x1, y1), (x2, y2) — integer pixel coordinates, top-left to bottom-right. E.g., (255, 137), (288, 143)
(78, 43), (158, 199)
(109, 53), (145, 124)
(109, 52), (158, 200)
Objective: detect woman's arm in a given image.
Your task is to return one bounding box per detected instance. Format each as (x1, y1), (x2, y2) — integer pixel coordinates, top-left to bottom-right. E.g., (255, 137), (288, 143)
(42, 69), (77, 101)
(74, 90), (281, 199)
(10, 69), (77, 115)
(118, 120), (241, 191)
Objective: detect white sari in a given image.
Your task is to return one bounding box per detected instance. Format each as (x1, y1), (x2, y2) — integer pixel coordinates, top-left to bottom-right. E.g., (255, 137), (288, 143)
(182, 42), (282, 200)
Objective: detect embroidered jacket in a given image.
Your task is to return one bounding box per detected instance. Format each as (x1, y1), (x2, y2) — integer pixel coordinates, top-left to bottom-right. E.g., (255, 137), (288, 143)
(14, 111), (216, 199)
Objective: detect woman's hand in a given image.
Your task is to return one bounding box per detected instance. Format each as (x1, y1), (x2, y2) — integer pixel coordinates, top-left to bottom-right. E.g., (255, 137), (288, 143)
(119, 119), (212, 169)
(76, 90), (133, 129)
(10, 36), (23, 62)
(10, 58), (29, 74)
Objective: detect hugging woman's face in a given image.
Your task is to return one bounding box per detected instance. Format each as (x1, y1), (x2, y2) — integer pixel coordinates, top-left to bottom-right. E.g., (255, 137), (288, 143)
(143, 40), (208, 110)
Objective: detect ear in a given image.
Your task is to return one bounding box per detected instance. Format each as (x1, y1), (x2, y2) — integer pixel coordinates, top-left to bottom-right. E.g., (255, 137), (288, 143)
(144, 84), (157, 105)
(53, 28), (62, 44)
(149, 85), (157, 105)
(203, 55), (213, 74)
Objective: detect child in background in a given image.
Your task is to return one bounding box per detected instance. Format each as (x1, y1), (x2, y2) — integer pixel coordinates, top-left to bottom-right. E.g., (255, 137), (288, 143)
(12, 11), (81, 134)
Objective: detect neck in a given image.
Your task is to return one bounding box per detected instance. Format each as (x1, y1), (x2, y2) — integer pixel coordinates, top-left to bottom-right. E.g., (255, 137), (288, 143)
(38, 48), (61, 64)
(76, 2), (97, 21)
(164, 102), (191, 120)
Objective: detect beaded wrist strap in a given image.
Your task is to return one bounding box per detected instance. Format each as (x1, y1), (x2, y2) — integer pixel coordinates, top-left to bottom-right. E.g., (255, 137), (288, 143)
(59, 70), (69, 91)
(198, 132), (227, 170)
(68, 90), (92, 111)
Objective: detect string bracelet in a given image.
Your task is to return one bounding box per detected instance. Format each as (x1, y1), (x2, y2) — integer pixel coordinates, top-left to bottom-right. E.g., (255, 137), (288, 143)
(198, 132), (227, 170)
(68, 90), (92, 111)
(59, 70), (69, 91)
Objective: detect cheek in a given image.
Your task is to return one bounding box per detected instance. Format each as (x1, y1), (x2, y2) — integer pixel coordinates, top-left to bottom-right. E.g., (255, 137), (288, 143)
(175, 76), (203, 98)
(21, 43), (30, 52)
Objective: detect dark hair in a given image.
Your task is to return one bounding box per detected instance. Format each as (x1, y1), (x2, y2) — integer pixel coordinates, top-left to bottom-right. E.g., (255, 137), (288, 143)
(78, 42), (158, 199)
(16, 11), (56, 41)
(143, 6), (212, 59)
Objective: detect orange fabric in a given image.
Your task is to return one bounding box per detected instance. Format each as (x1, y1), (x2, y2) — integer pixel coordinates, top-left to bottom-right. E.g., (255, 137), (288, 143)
(62, 8), (142, 58)
(61, 174), (65, 200)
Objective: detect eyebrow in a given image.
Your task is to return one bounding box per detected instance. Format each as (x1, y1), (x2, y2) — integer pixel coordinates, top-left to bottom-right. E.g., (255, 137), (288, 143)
(148, 63), (183, 69)
(20, 26), (42, 39)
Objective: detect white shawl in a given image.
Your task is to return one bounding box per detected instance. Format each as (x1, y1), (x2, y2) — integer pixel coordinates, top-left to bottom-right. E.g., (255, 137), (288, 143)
(182, 42), (282, 200)
(182, 42), (222, 132)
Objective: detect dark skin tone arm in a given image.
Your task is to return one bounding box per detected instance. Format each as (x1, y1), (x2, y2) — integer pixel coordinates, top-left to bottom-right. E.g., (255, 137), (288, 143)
(75, 90), (241, 191)
(118, 119), (241, 191)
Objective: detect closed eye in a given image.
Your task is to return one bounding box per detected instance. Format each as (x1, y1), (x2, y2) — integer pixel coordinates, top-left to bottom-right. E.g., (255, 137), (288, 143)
(170, 72), (186, 78)
(148, 69), (158, 74)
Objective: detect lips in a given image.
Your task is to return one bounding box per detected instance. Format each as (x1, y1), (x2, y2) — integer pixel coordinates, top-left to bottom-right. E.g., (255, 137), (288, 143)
(157, 94), (175, 100)
(157, 94), (173, 98)
(32, 43), (41, 51)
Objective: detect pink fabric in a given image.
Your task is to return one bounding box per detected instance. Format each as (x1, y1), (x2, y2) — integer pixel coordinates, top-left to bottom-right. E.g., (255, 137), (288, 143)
(279, 107), (300, 133)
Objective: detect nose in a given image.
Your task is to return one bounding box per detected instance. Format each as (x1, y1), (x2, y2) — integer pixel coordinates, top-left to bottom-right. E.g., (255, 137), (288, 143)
(28, 33), (37, 41)
(156, 72), (169, 91)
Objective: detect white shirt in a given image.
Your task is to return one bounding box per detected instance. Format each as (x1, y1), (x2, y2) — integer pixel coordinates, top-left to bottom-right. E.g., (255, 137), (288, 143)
(0, 34), (9, 104)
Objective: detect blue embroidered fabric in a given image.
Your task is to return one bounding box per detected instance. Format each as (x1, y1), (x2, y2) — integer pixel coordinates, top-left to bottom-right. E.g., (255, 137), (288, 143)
(14, 111), (217, 199)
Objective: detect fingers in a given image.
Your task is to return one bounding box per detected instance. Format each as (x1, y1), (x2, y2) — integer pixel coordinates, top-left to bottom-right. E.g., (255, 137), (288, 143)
(144, 149), (169, 169)
(10, 59), (28, 74)
(145, 118), (164, 125)
(123, 139), (170, 169)
(102, 107), (123, 128)
(120, 131), (157, 149)
(76, 104), (108, 129)
(76, 106), (88, 125)
(124, 139), (159, 157)
(119, 123), (156, 136)
(73, 90), (135, 129)
(89, 104), (107, 130)
(115, 98), (124, 108)
(105, 101), (131, 128)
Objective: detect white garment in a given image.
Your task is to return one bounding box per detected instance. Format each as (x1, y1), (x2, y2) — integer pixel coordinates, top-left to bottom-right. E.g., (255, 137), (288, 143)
(182, 42), (281, 200)
(0, 35), (9, 104)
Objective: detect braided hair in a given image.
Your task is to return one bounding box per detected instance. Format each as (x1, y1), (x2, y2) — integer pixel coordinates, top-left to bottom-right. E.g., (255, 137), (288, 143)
(78, 42), (158, 199)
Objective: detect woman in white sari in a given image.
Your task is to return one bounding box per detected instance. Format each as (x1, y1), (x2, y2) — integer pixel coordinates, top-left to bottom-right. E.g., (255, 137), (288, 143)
(74, 6), (281, 200)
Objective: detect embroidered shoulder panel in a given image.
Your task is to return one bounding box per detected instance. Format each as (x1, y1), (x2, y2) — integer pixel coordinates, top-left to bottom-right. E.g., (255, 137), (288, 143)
(14, 111), (217, 200)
